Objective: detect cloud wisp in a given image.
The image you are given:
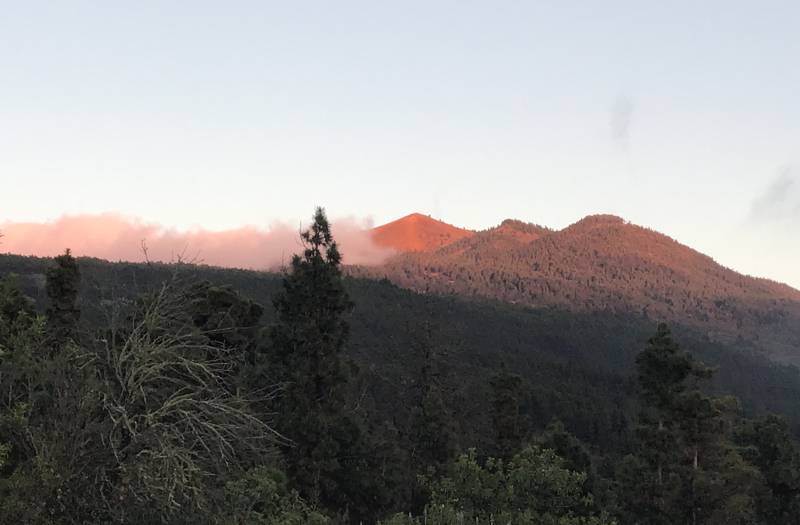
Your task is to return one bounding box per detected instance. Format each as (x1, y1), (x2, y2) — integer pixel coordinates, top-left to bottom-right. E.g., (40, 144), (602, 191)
(610, 94), (634, 150)
(0, 214), (395, 269)
(750, 168), (800, 225)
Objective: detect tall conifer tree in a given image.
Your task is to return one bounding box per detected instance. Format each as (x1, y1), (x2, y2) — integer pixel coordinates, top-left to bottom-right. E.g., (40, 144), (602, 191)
(45, 250), (81, 347)
(618, 323), (700, 524)
(621, 323), (765, 524)
(268, 207), (370, 520)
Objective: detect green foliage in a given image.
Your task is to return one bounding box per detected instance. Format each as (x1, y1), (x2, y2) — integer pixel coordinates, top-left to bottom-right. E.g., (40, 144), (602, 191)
(399, 446), (615, 525)
(0, 277), (51, 522)
(0, 262), (103, 523)
(221, 467), (329, 524)
(184, 280), (266, 390)
(0, 441), (7, 469)
(187, 281), (264, 350)
(736, 414), (800, 522)
(688, 442), (766, 525)
(538, 419), (592, 475)
(617, 323), (769, 524)
(95, 284), (279, 522)
(0, 266), (302, 524)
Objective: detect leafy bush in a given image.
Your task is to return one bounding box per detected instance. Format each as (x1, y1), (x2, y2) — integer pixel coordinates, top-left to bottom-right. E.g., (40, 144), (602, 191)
(382, 446), (615, 525)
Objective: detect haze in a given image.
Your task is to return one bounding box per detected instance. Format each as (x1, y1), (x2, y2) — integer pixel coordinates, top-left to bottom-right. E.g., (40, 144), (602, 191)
(1, 1), (798, 288)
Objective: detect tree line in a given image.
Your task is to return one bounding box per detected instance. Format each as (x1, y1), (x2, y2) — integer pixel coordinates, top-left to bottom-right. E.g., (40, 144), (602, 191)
(2, 208), (800, 524)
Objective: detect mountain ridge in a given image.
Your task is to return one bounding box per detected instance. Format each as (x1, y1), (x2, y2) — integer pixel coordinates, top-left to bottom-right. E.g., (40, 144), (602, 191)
(370, 212), (799, 297)
(359, 212), (800, 363)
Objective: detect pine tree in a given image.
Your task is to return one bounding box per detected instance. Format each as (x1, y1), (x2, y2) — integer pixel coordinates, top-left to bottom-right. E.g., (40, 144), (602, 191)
(620, 323), (700, 524)
(636, 325), (694, 479)
(669, 355), (766, 525)
(45, 250), (80, 347)
(268, 207), (369, 520)
(621, 323), (767, 524)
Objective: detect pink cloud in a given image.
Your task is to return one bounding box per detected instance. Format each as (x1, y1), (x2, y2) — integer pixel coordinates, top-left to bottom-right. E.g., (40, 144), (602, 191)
(0, 213), (394, 268)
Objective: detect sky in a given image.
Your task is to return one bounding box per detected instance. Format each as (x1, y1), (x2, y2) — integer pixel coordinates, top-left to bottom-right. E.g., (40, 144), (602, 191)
(1, 1), (799, 287)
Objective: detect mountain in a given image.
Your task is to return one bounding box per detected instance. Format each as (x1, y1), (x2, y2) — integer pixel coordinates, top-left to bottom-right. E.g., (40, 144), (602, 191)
(358, 214), (800, 364)
(371, 213), (474, 252)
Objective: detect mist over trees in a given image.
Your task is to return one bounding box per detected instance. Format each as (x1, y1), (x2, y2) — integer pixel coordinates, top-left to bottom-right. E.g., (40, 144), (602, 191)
(2, 208), (800, 524)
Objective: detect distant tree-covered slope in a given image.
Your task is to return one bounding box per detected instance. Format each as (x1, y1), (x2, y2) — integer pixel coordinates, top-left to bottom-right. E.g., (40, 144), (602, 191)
(2, 253), (800, 446)
(358, 214), (800, 364)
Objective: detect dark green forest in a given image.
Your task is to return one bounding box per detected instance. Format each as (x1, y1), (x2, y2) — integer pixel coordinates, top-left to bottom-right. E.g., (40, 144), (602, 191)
(2, 208), (800, 524)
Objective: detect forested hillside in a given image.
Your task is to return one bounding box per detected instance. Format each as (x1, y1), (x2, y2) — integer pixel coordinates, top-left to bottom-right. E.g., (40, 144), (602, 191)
(3, 209), (800, 524)
(357, 214), (800, 364)
(3, 252), (800, 442)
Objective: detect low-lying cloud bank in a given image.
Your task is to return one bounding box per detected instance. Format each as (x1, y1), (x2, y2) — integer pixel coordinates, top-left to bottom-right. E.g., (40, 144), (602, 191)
(0, 214), (395, 269)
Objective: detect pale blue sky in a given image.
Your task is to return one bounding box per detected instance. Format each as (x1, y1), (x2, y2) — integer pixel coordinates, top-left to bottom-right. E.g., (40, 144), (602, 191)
(1, 1), (799, 287)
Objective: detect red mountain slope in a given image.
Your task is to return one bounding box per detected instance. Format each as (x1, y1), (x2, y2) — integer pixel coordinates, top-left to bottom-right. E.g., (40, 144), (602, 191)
(354, 214), (800, 363)
(371, 213), (474, 252)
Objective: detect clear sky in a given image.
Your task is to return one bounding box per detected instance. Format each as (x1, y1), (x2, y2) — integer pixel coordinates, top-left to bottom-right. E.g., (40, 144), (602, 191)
(1, 1), (799, 287)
